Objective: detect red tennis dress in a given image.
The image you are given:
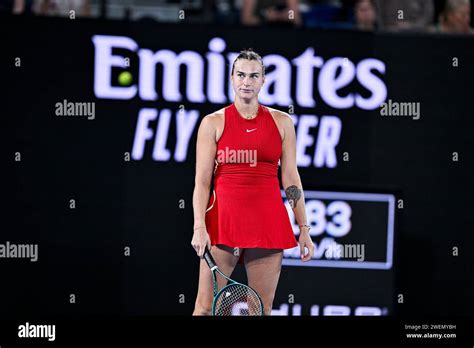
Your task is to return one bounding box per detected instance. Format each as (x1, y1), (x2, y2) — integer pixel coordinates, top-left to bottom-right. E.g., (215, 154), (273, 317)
(205, 103), (298, 253)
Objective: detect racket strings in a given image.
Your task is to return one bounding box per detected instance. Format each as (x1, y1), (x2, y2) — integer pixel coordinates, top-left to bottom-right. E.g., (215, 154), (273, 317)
(214, 283), (263, 316)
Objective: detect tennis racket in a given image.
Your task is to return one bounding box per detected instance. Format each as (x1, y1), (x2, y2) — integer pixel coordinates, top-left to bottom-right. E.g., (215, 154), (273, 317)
(203, 247), (264, 316)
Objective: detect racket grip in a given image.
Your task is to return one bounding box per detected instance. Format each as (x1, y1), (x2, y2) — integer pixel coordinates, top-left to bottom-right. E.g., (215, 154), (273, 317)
(203, 247), (217, 269)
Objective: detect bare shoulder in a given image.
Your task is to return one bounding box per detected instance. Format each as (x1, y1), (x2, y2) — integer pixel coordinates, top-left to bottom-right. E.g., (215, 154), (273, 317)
(267, 107), (293, 126)
(210, 107), (225, 121)
(266, 106), (294, 141)
(201, 108), (225, 142)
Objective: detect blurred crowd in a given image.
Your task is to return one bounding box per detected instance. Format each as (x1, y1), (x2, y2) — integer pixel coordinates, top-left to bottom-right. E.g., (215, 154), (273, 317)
(2, 0), (473, 34)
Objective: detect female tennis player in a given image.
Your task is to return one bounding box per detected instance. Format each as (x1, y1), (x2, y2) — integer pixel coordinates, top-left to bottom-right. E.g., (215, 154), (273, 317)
(191, 49), (314, 316)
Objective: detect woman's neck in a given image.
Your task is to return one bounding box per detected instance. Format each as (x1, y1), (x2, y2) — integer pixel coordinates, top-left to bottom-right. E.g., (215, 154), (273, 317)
(234, 98), (259, 119)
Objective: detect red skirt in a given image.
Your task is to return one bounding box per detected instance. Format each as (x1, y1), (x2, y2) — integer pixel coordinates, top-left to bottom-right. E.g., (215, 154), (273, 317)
(205, 162), (298, 259)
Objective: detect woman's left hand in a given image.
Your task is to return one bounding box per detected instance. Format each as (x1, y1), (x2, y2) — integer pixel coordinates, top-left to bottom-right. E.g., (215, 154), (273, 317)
(299, 229), (314, 261)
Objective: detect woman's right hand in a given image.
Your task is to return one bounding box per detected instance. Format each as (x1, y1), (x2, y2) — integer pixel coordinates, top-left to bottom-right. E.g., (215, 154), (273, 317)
(191, 226), (211, 258)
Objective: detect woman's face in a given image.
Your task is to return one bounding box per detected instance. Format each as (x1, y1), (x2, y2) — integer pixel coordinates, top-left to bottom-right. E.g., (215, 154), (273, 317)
(231, 59), (265, 101)
(355, 0), (376, 26)
(447, 4), (471, 32)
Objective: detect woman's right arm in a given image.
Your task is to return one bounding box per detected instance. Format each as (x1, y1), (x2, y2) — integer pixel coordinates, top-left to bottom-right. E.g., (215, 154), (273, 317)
(191, 115), (217, 257)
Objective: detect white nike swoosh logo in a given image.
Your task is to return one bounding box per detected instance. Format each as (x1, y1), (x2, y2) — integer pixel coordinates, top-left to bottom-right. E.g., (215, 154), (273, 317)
(246, 128), (257, 133)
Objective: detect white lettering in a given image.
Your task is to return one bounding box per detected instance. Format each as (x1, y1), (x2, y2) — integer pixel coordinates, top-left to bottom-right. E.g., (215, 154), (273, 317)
(318, 57), (355, 109)
(92, 35), (138, 99)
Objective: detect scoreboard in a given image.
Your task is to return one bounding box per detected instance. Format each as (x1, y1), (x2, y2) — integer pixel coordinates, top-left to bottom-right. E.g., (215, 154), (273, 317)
(270, 190), (396, 315)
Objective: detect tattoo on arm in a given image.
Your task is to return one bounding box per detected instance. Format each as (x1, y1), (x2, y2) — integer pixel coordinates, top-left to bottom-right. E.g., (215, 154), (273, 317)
(285, 185), (301, 209)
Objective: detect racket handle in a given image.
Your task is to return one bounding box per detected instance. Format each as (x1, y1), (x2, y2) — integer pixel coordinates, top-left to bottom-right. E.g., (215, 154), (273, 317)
(203, 247), (217, 270)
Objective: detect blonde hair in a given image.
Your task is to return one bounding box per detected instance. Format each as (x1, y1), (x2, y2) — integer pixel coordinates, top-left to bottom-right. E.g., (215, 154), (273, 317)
(231, 49), (265, 76)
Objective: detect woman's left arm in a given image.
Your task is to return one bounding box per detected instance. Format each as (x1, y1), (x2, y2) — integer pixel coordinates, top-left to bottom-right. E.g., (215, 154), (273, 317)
(279, 112), (314, 261)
